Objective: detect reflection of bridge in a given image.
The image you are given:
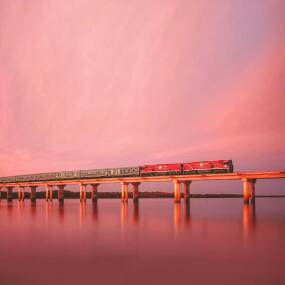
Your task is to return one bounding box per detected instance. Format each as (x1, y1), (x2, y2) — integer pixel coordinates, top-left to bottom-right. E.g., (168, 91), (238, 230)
(0, 171), (284, 203)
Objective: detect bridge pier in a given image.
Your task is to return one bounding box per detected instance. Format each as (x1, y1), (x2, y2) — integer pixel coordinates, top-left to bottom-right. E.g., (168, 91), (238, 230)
(30, 186), (37, 202)
(58, 185), (65, 203)
(91, 184), (99, 202)
(183, 181), (191, 201)
(50, 186), (53, 201)
(80, 184), (87, 202)
(174, 181), (181, 203)
(242, 179), (256, 204)
(7, 187), (13, 202)
(131, 182), (140, 203)
(20, 186), (25, 201)
(17, 186), (25, 201)
(17, 186), (21, 201)
(83, 185), (87, 202)
(45, 185), (53, 201)
(45, 185), (48, 201)
(121, 182), (129, 203)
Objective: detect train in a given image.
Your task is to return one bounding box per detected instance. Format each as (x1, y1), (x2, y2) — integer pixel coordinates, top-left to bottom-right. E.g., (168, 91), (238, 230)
(0, 160), (233, 183)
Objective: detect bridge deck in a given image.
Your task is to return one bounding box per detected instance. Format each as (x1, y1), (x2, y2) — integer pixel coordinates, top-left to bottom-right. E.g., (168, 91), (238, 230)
(1, 171), (285, 187)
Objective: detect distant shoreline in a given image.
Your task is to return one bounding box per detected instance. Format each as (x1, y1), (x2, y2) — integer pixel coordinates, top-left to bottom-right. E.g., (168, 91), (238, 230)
(1, 191), (285, 199)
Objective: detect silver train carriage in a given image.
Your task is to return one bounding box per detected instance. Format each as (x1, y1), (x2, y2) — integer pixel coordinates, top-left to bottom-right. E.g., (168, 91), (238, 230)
(79, 167), (140, 179)
(0, 176), (17, 183)
(0, 166), (141, 184)
(106, 167), (140, 177)
(17, 172), (60, 182)
(34, 172), (58, 181)
(17, 174), (37, 182)
(55, 171), (80, 180)
(80, 169), (109, 178)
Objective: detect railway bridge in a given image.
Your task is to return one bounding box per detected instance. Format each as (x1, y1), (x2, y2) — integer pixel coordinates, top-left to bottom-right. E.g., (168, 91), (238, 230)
(0, 171), (285, 204)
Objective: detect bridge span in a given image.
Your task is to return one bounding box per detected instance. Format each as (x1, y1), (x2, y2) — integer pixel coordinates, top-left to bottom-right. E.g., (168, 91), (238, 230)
(0, 171), (284, 204)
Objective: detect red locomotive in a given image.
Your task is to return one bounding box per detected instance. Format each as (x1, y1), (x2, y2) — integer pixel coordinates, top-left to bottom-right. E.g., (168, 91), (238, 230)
(140, 163), (182, 176)
(141, 160), (233, 176)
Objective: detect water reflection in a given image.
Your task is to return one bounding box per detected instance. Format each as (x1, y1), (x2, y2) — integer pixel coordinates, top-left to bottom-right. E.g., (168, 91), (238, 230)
(57, 202), (65, 222)
(45, 201), (50, 224)
(174, 203), (182, 227)
(0, 198), (284, 285)
(121, 202), (128, 224)
(30, 201), (37, 220)
(79, 201), (87, 225)
(174, 201), (191, 230)
(92, 201), (98, 221)
(17, 200), (24, 223)
(133, 201), (139, 224)
(185, 199), (191, 225)
(243, 202), (256, 234)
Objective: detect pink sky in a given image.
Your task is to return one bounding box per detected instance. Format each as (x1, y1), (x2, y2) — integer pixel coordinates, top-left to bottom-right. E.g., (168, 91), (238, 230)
(0, 0), (285, 182)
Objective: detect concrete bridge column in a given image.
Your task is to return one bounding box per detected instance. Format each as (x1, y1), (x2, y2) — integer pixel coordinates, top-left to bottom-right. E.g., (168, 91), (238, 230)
(58, 185), (65, 202)
(242, 179), (256, 204)
(249, 179), (256, 203)
(121, 183), (125, 202)
(121, 182), (129, 203)
(80, 184), (87, 202)
(79, 184), (83, 202)
(183, 181), (191, 201)
(7, 187), (13, 202)
(91, 184), (99, 202)
(45, 185), (53, 201)
(83, 185), (87, 202)
(17, 186), (21, 201)
(131, 182), (140, 203)
(30, 186), (37, 202)
(45, 185), (49, 201)
(174, 181), (181, 203)
(49, 186), (53, 201)
(20, 186), (25, 201)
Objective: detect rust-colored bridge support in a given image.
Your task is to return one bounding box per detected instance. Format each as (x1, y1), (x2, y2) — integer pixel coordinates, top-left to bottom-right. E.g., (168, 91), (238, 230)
(58, 185), (65, 203)
(131, 182), (140, 203)
(121, 182), (129, 203)
(91, 184), (99, 202)
(17, 186), (25, 201)
(83, 185), (87, 202)
(0, 187), (2, 201)
(20, 186), (25, 201)
(79, 184), (83, 202)
(45, 185), (53, 201)
(45, 185), (48, 201)
(242, 178), (256, 204)
(49, 185), (53, 201)
(7, 187), (13, 202)
(30, 186), (37, 202)
(79, 184), (87, 202)
(183, 181), (191, 201)
(17, 186), (21, 201)
(174, 181), (181, 203)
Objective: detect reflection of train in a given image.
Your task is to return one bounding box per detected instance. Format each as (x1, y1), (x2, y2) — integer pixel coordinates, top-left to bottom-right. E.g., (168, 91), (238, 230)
(0, 160), (233, 183)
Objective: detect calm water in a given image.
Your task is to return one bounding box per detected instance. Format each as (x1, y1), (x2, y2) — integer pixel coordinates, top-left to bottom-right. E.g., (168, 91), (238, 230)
(0, 198), (285, 285)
